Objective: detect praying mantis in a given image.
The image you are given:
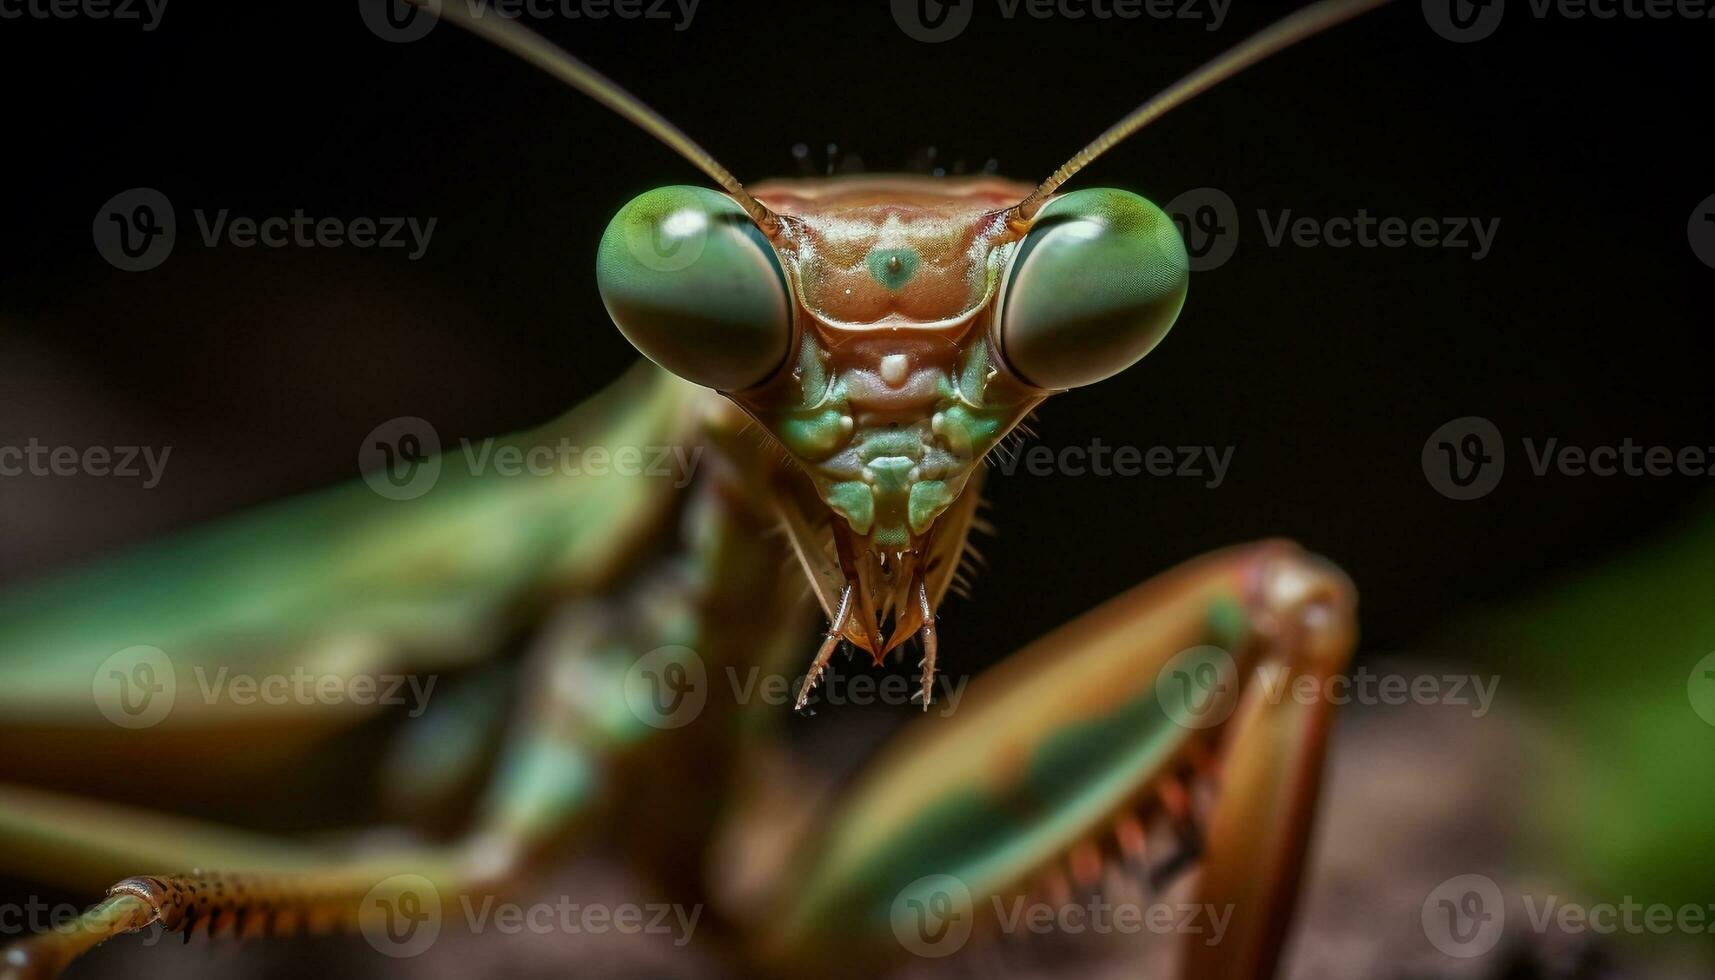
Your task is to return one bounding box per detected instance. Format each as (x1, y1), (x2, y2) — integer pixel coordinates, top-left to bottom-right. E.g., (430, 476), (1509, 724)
(0, 1), (1388, 976)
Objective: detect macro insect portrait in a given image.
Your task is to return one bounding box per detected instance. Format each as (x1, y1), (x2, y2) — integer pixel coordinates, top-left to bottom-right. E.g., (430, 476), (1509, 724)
(2, 1), (1712, 978)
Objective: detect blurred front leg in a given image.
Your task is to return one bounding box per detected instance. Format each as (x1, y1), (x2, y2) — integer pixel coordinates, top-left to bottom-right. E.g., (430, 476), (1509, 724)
(764, 540), (1356, 980)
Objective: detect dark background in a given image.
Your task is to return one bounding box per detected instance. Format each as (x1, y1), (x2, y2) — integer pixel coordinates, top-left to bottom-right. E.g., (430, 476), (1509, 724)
(1, 0), (1709, 685)
(1, 2), (1712, 977)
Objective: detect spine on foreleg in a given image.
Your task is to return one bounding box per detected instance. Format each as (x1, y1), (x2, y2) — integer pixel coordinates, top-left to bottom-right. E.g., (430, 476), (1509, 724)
(109, 871), (370, 941)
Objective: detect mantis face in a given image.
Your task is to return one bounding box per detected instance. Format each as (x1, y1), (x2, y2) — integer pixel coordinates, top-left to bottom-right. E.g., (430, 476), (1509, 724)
(597, 177), (1188, 665)
(430, 0), (1381, 700)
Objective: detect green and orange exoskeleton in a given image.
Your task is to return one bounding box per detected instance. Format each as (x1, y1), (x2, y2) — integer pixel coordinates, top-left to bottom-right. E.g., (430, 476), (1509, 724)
(0, 2), (1384, 977)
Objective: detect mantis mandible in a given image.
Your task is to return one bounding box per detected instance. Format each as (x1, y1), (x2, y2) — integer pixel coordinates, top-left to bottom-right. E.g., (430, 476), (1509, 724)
(0, 1), (1383, 976)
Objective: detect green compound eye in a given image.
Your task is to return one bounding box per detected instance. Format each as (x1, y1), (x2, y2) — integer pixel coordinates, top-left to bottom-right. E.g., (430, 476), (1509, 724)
(597, 185), (792, 392)
(997, 187), (1189, 390)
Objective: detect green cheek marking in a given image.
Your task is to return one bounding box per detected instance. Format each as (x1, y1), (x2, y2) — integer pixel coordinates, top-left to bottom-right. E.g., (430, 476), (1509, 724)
(935, 404), (1006, 459)
(866, 248), (920, 290)
(857, 429), (922, 457)
(908, 481), (952, 534)
(780, 408), (850, 460)
(826, 481), (874, 535)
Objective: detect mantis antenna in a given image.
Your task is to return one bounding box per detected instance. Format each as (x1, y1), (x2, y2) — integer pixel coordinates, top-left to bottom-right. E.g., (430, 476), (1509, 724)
(1012, 0), (1392, 222)
(416, 0), (780, 233)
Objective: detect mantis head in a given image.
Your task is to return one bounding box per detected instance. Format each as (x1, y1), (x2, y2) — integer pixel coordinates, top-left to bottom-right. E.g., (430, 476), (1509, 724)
(428, 0), (1383, 687)
(596, 176), (1186, 662)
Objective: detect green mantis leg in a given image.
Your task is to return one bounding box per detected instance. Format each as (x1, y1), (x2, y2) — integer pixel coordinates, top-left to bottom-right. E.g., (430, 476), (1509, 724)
(761, 540), (1357, 979)
(0, 584), (682, 979)
(0, 425), (799, 980)
(0, 782), (476, 978)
